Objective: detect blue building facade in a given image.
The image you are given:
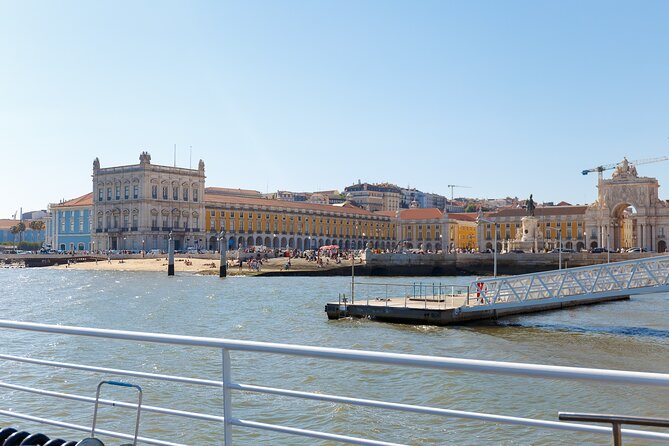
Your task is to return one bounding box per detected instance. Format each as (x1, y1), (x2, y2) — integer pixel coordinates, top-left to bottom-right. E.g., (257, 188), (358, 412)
(46, 193), (93, 252)
(0, 220), (46, 244)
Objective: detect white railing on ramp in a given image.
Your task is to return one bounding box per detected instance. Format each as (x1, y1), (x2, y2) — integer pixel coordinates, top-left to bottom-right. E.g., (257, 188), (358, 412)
(468, 255), (669, 308)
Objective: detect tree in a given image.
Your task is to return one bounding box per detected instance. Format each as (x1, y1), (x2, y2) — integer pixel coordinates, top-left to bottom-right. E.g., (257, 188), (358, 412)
(29, 220), (45, 242)
(16, 222), (26, 243)
(9, 225), (19, 245)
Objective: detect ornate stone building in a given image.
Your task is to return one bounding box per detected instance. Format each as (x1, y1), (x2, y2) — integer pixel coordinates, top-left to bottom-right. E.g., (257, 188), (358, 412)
(91, 152), (206, 252)
(478, 158), (669, 253)
(585, 158), (669, 252)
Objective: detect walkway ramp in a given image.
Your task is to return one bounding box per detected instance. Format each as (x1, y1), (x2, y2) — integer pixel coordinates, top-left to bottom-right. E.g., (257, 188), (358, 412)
(468, 255), (669, 313)
(326, 255), (669, 324)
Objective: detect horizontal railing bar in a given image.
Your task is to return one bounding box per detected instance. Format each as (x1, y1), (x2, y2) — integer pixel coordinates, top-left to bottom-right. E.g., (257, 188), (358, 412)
(560, 412), (669, 427)
(232, 384), (669, 441)
(355, 281), (467, 288)
(0, 354), (221, 387)
(0, 381), (224, 423)
(2, 320), (669, 387)
(0, 409), (186, 446)
(231, 417), (405, 446)
(474, 255), (669, 285)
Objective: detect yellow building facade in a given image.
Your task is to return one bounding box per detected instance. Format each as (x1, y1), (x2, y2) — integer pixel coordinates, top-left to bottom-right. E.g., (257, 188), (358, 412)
(478, 206), (588, 252)
(394, 208), (445, 251)
(447, 214), (478, 250)
(203, 192), (396, 251)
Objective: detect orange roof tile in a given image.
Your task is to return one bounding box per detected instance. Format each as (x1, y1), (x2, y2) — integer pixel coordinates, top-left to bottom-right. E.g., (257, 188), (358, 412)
(204, 193), (387, 218)
(0, 218), (45, 229)
(492, 205), (588, 217)
(398, 208), (443, 220)
(375, 211), (399, 218)
(53, 192), (93, 208)
(0, 219), (21, 229)
(205, 187), (262, 196)
(447, 212), (478, 222)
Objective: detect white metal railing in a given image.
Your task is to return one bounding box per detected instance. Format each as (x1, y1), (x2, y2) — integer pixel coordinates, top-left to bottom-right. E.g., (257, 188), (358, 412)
(1, 320), (669, 444)
(468, 255), (669, 307)
(343, 281), (470, 309)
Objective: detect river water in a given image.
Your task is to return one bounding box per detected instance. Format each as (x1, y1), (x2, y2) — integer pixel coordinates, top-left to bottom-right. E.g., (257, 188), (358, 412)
(1, 269), (669, 445)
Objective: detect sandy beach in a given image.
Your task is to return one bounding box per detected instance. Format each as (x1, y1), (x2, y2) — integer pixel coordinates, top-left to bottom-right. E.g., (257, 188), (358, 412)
(48, 256), (349, 275)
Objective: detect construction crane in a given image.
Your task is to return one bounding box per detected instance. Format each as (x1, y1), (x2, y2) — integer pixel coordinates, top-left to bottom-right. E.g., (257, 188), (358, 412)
(581, 156), (668, 182)
(447, 184), (471, 201)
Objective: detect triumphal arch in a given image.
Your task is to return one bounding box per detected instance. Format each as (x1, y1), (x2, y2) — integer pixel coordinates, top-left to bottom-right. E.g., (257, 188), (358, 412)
(585, 158), (669, 252)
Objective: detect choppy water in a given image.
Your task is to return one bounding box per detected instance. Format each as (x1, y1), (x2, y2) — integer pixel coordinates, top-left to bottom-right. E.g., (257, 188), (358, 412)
(1, 269), (669, 445)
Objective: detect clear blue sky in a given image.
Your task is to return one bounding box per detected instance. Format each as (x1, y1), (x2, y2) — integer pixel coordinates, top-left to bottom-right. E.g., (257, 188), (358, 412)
(2, 0), (669, 218)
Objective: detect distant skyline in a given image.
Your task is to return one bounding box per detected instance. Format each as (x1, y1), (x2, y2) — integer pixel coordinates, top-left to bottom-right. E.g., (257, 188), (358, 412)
(2, 0), (669, 218)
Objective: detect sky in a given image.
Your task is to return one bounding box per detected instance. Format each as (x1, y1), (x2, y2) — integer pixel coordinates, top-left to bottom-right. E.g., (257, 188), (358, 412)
(1, 0), (669, 218)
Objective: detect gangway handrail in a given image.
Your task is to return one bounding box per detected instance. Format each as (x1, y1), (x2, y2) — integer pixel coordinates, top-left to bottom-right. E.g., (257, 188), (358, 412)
(2, 320), (669, 444)
(467, 255), (669, 307)
(474, 254), (669, 285)
(353, 281), (467, 289)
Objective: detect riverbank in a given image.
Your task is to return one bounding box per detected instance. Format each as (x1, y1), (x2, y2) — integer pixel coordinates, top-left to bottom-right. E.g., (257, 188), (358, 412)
(36, 251), (668, 276)
(47, 256), (350, 275)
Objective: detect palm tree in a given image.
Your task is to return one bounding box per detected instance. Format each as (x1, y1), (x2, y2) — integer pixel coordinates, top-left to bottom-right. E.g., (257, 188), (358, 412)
(9, 225), (19, 246)
(29, 220), (45, 242)
(16, 222), (26, 243)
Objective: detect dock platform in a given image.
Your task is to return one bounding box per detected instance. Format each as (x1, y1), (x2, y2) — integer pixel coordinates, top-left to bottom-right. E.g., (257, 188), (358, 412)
(326, 255), (669, 325)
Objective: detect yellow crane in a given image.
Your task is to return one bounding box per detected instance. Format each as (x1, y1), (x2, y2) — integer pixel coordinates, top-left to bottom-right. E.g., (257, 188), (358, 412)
(581, 156), (668, 182)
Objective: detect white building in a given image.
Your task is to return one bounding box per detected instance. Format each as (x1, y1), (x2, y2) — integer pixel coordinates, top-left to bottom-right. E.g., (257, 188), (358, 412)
(91, 152), (206, 252)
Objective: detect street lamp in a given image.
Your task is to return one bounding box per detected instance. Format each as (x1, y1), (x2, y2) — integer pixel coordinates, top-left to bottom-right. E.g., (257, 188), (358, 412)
(546, 226), (563, 270)
(476, 216), (497, 277)
(142, 239), (145, 257)
(218, 229), (227, 277)
(607, 225), (611, 263)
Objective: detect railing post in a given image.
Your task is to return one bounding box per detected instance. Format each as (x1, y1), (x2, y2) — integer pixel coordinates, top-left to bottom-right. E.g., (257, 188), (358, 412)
(222, 348), (233, 446)
(612, 422), (622, 446)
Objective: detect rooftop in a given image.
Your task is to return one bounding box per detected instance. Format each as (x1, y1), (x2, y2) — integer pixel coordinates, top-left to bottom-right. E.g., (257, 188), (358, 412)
(398, 208), (443, 220)
(204, 193), (387, 218)
(492, 205), (588, 217)
(52, 193), (94, 208)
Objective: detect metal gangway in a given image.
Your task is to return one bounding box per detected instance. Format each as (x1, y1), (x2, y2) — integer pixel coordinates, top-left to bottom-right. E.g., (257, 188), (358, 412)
(467, 255), (669, 310)
(2, 320), (669, 445)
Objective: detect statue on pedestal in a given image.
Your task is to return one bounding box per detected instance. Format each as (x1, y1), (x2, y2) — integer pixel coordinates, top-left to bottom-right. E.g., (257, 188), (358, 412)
(526, 194), (536, 216)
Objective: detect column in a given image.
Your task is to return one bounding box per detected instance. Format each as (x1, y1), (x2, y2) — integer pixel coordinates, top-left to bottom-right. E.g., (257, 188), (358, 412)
(650, 224), (654, 251)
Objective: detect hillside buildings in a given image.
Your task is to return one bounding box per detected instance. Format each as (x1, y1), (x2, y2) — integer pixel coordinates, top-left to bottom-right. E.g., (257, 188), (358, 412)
(40, 154), (669, 255)
(344, 182), (401, 212)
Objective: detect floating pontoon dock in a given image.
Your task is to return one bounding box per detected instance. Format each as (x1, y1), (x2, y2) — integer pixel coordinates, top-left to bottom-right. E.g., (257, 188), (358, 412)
(325, 255), (669, 325)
